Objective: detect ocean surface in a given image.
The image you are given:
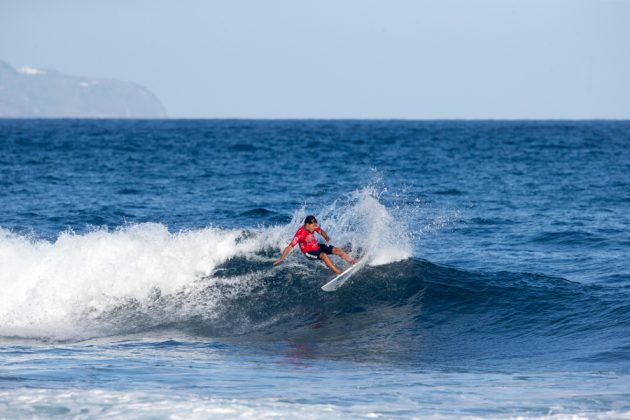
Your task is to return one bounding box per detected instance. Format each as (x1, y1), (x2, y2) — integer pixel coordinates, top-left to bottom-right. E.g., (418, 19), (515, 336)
(1, 119), (629, 419)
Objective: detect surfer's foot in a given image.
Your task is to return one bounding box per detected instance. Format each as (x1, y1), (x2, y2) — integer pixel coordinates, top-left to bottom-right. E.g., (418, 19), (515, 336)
(351, 258), (358, 265)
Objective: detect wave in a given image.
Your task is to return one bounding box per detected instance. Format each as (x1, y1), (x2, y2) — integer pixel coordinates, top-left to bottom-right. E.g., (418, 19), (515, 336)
(0, 187), (411, 341)
(1, 187), (629, 370)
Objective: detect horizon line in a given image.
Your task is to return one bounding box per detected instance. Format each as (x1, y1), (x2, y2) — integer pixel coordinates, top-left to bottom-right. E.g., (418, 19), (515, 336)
(1, 117), (629, 122)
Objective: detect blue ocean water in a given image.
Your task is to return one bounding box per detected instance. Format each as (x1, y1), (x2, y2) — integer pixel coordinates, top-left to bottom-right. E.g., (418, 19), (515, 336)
(1, 119), (629, 418)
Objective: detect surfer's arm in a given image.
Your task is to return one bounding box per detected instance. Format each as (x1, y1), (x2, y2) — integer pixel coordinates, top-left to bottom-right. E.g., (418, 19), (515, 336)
(318, 229), (331, 243)
(273, 244), (294, 266)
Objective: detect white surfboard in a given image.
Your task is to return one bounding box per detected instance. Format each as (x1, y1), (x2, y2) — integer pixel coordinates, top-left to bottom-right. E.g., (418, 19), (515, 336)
(321, 264), (357, 292)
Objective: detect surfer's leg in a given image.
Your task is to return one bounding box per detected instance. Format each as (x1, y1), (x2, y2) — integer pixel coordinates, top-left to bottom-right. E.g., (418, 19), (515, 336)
(320, 253), (342, 275)
(332, 247), (357, 265)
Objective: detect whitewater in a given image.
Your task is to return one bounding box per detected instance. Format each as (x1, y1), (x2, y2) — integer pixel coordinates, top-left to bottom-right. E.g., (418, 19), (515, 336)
(1, 119), (629, 418)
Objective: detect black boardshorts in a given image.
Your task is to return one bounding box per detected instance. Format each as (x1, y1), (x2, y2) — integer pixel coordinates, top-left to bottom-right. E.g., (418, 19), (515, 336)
(304, 243), (335, 260)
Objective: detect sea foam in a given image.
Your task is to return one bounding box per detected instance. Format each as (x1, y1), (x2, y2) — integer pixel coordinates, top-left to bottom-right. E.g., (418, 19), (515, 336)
(0, 224), (258, 339)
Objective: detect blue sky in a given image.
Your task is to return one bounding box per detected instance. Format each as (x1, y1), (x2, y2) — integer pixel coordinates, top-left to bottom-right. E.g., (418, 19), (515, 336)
(1, 0), (628, 118)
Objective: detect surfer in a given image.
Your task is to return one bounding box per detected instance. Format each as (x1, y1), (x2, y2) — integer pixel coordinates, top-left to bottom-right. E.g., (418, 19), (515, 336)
(274, 215), (356, 275)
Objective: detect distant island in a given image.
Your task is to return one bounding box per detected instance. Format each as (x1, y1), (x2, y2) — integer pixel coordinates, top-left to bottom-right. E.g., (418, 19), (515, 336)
(0, 60), (167, 118)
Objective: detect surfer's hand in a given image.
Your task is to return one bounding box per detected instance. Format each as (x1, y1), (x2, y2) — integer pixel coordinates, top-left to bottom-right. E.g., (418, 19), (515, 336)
(273, 259), (282, 266)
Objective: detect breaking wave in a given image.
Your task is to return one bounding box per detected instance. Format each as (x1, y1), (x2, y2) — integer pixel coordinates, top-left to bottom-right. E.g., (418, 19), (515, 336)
(1, 185), (628, 371)
(0, 187), (411, 341)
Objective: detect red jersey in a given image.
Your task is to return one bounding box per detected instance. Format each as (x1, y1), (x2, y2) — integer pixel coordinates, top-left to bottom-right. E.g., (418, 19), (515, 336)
(290, 225), (322, 253)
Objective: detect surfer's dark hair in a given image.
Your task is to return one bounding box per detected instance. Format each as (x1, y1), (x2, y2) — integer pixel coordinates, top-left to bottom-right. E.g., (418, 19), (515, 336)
(304, 215), (318, 225)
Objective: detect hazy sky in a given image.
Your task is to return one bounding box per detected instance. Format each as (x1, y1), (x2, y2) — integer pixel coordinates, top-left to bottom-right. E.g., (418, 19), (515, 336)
(1, 0), (629, 118)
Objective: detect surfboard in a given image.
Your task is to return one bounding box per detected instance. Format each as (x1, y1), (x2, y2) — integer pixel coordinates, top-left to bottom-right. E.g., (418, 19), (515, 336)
(321, 265), (356, 292)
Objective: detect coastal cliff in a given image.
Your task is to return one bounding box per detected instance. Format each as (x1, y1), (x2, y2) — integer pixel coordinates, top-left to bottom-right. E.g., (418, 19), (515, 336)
(0, 60), (167, 118)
